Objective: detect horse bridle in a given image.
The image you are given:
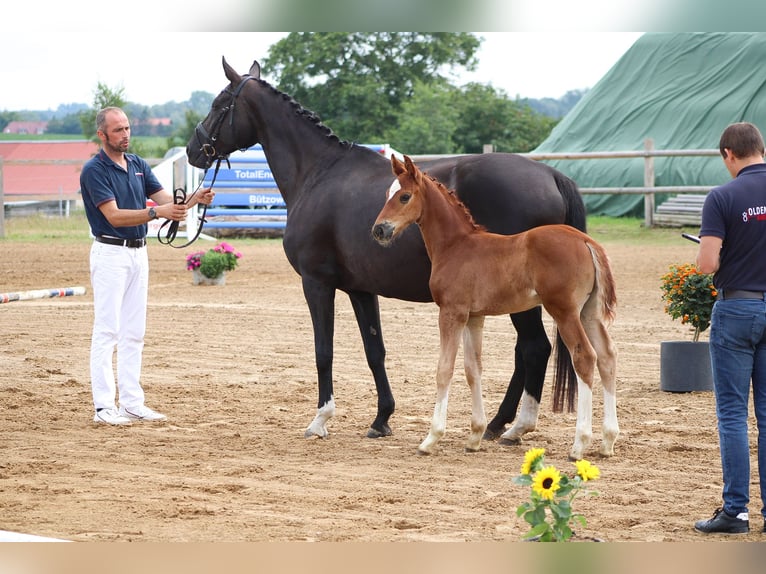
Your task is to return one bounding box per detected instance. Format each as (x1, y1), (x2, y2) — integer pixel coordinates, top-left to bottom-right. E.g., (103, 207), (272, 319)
(193, 74), (258, 164)
(159, 74), (258, 249)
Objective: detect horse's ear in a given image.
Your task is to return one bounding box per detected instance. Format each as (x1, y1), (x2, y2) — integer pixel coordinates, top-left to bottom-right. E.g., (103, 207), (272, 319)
(249, 61), (261, 79)
(391, 154), (406, 176)
(403, 155), (418, 178)
(222, 56), (240, 84)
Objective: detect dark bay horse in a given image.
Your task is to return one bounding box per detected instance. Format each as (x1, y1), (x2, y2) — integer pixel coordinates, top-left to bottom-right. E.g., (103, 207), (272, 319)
(373, 155), (619, 460)
(186, 57), (587, 441)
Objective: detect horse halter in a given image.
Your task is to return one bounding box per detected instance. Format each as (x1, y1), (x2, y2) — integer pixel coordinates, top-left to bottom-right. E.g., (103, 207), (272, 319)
(161, 75), (258, 249)
(193, 74), (258, 162)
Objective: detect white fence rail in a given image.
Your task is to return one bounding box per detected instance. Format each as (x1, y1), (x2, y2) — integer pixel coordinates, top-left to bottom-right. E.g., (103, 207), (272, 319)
(1, 140), (721, 238)
(411, 139), (721, 228)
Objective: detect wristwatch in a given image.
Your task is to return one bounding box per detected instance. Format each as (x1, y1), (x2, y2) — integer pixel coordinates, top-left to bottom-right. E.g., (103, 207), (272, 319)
(148, 207), (158, 220)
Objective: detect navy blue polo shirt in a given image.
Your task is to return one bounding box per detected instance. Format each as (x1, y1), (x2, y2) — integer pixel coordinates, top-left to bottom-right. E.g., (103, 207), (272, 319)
(80, 149), (163, 239)
(699, 162), (766, 291)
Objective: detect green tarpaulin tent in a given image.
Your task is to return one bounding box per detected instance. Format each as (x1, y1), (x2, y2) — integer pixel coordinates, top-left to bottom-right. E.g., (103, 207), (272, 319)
(533, 33), (766, 217)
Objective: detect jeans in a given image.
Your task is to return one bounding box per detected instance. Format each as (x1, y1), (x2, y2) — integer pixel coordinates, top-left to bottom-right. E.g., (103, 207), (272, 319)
(709, 297), (766, 520)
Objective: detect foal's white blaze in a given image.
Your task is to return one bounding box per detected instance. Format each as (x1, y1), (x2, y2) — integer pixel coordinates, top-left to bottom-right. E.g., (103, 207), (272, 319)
(386, 178), (401, 202)
(304, 396), (336, 438)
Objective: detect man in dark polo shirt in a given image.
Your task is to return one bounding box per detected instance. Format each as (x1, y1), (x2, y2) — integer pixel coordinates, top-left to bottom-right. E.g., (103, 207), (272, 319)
(694, 122), (766, 535)
(80, 106), (214, 426)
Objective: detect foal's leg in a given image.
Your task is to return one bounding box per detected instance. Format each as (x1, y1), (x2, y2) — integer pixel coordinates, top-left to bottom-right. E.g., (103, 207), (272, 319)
(418, 310), (465, 455)
(553, 313), (598, 461)
(581, 311), (619, 457)
(463, 315), (487, 452)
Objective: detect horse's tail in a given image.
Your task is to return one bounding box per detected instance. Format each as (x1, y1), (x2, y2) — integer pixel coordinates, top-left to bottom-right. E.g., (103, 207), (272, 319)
(554, 170), (587, 233)
(552, 238), (617, 413)
(552, 169), (588, 413)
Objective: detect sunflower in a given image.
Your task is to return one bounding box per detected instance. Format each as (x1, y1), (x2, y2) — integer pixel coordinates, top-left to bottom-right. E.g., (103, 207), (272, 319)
(520, 447), (546, 475)
(532, 466), (561, 501)
(574, 459), (601, 482)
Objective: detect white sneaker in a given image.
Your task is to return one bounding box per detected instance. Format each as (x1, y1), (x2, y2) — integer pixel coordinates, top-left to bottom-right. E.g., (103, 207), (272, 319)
(118, 405), (167, 422)
(94, 408), (132, 426)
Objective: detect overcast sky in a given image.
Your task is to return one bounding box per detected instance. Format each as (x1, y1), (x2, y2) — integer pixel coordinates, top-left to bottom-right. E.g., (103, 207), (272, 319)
(0, 32), (643, 111)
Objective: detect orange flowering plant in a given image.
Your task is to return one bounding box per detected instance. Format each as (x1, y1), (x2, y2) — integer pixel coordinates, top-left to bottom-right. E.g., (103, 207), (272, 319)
(660, 263), (717, 342)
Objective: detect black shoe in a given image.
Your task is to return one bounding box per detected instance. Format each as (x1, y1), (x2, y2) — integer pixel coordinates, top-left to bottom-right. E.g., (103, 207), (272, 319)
(694, 508), (749, 534)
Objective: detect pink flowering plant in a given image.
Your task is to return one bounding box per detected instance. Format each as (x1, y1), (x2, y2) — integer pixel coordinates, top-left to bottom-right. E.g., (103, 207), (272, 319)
(186, 241), (242, 279)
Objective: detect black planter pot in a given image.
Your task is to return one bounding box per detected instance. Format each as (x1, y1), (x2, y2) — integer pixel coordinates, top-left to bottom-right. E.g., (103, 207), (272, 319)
(660, 340), (714, 392)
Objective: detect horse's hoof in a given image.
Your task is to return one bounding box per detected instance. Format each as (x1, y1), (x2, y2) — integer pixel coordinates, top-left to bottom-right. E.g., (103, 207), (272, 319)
(482, 426), (507, 441)
(464, 446), (483, 453)
(498, 436), (522, 446)
(366, 424), (392, 438)
(416, 449), (432, 456)
(304, 428), (328, 439)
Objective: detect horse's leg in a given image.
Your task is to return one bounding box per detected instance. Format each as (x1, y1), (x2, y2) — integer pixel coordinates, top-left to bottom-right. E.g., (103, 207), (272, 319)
(347, 290), (394, 438)
(552, 313), (598, 460)
(419, 309), (464, 455)
(485, 308), (550, 440)
(462, 315), (487, 452)
(581, 310), (619, 457)
(302, 277), (337, 438)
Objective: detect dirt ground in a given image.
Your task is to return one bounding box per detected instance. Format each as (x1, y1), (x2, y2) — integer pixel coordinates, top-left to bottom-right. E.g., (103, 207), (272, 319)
(0, 230), (763, 544)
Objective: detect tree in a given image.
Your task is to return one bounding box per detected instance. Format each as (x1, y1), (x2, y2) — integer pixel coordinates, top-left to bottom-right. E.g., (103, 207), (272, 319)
(45, 113), (85, 135)
(166, 109), (204, 150)
(79, 81), (127, 141)
(383, 81), (459, 155)
(0, 110), (20, 132)
(452, 83), (559, 153)
(262, 32), (480, 143)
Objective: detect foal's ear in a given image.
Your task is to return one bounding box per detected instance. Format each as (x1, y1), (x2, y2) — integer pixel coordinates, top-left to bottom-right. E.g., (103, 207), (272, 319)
(249, 60), (261, 78)
(403, 155), (420, 182)
(391, 154), (406, 176)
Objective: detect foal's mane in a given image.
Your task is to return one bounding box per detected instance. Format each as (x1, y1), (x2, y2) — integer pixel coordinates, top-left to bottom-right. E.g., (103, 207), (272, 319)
(423, 173), (486, 232)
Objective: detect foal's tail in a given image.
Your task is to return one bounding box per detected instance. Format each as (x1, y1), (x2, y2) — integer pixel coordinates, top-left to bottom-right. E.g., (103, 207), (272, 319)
(552, 237), (617, 413)
(552, 171), (590, 413)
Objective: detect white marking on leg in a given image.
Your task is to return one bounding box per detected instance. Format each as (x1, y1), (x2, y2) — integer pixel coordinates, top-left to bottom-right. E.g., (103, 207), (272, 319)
(500, 391), (539, 442)
(386, 179), (401, 202)
(305, 396), (335, 438)
(600, 387), (619, 456)
(419, 394), (449, 454)
(570, 378), (593, 460)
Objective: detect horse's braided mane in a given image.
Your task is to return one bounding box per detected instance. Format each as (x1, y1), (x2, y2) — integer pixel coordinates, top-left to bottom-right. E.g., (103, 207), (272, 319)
(424, 173), (486, 232)
(260, 78), (354, 151)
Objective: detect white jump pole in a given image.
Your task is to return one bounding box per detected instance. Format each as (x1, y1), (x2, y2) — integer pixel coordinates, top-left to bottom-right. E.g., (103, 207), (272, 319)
(0, 286), (86, 304)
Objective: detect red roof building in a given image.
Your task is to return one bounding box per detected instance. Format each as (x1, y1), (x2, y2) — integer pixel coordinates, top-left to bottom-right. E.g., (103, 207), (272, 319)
(3, 121), (48, 135)
(0, 140), (99, 200)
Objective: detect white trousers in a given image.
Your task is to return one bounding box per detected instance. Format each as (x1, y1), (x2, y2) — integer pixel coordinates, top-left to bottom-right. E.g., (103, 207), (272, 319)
(89, 241), (149, 412)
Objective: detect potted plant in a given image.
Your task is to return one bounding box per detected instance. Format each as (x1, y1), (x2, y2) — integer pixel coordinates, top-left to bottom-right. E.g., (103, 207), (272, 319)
(659, 263), (717, 392)
(186, 242), (242, 285)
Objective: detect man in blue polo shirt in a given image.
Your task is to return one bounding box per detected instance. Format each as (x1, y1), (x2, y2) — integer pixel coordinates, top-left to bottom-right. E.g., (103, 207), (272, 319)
(81, 107), (214, 426)
(694, 121), (766, 535)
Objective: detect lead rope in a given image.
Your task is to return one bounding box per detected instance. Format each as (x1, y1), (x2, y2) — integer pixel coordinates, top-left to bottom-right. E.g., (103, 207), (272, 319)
(157, 157), (228, 249)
